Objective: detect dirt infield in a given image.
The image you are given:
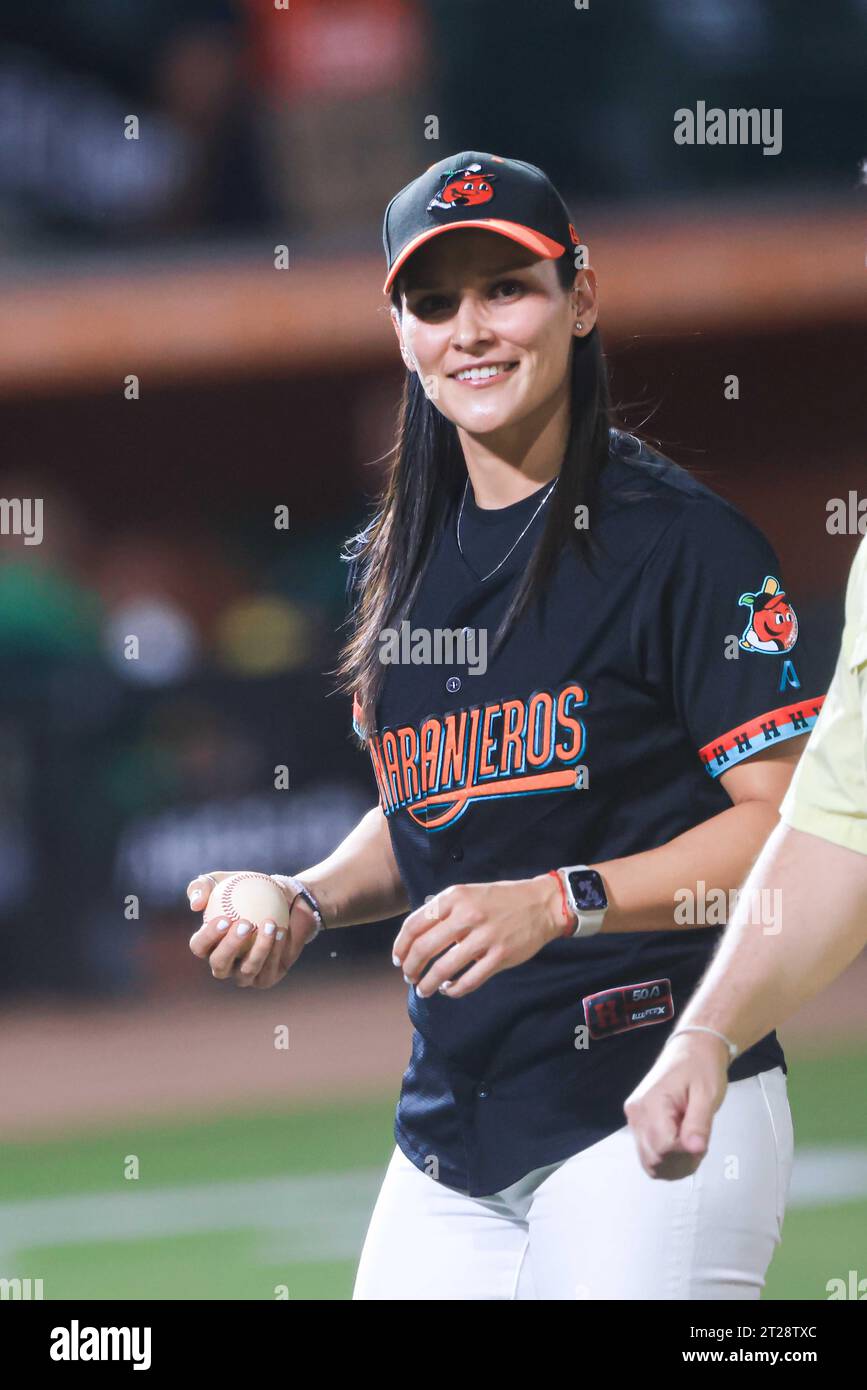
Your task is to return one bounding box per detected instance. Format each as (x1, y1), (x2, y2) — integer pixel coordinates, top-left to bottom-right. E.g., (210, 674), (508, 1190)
(1, 953), (865, 1141)
(0, 962), (411, 1140)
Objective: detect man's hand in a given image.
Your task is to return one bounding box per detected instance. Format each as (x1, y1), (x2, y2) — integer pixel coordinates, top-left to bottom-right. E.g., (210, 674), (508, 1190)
(623, 1031), (730, 1180)
(391, 874), (566, 999)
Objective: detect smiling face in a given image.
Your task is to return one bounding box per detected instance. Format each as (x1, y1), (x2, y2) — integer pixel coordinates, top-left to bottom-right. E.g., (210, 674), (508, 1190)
(754, 594), (798, 650)
(391, 229), (597, 440)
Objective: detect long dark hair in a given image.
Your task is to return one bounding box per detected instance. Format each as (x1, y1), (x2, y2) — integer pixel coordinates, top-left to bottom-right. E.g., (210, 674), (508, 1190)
(334, 251), (613, 744)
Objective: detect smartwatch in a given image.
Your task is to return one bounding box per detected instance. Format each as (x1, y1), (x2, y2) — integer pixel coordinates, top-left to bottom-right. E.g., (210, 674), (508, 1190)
(557, 865), (608, 938)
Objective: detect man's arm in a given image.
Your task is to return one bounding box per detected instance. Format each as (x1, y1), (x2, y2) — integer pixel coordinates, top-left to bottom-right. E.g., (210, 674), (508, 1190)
(623, 818), (867, 1178)
(674, 819), (867, 1056)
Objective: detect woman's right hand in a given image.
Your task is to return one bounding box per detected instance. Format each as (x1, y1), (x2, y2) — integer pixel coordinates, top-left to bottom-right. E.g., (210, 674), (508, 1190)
(186, 870), (315, 990)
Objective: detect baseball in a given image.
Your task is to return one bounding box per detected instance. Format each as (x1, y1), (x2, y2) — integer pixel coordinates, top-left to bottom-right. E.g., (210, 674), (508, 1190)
(205, 872), (290, 931)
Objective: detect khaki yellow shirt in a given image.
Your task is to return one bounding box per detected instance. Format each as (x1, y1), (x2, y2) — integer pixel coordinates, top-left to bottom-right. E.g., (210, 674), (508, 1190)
(779, 536), (867, 854)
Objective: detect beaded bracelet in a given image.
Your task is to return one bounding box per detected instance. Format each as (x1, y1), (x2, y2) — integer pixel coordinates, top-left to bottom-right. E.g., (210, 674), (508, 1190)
(271, 874), (325, 941)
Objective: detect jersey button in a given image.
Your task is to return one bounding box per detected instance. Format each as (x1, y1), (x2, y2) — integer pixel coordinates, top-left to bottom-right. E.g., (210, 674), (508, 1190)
(476, 1083), (490, 1099)
(450, 845), (463, 862)
(446, 676), (461, 694)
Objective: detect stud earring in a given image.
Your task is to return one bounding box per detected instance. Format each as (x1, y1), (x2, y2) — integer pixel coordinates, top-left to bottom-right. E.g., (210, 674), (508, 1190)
(575, 321), (583, 331)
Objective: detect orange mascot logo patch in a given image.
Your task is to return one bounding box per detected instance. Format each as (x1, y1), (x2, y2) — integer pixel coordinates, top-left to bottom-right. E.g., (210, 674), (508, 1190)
(738, 575), (799, 653)
(427, 162), (497, 213)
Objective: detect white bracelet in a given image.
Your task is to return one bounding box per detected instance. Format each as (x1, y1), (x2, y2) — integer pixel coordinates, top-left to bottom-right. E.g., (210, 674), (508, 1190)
(668, 1024), (739, 1061)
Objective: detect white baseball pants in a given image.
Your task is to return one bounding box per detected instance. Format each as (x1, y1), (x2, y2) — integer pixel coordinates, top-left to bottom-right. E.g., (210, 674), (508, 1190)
(352, 1066), (793, 1300)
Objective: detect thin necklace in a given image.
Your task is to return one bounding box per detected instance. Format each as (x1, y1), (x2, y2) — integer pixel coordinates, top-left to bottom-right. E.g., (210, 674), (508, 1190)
(456, 474), (559, 583)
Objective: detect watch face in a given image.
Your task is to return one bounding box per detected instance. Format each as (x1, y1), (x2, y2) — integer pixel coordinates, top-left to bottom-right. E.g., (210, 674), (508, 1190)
(567, 869), (607, 912)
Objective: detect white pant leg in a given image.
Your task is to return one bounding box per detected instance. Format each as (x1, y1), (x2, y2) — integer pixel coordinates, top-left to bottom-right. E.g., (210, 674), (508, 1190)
(352, 1144), (531, 1300)
(524, 1066), (794, 1300)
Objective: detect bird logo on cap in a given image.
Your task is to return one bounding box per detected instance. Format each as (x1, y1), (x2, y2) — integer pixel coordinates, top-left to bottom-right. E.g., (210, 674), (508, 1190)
(427, 163), (497, 213)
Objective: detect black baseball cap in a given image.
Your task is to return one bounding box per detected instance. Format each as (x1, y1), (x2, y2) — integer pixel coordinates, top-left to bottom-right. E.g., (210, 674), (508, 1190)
(382, 151), (581, 295)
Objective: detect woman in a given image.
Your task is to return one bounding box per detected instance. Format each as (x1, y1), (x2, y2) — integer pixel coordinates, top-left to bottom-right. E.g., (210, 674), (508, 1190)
(188, 151), (827, 1299)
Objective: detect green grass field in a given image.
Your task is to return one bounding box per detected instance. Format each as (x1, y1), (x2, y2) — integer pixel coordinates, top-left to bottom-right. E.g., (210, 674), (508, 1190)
(1, 1049), (865, 1300)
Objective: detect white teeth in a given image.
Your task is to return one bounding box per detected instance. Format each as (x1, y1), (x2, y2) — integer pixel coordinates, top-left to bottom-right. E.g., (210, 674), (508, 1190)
(454, 362), (517, 382)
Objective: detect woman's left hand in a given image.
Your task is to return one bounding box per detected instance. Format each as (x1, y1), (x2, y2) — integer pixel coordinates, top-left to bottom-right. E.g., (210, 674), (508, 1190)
(392, 875), (566, 999)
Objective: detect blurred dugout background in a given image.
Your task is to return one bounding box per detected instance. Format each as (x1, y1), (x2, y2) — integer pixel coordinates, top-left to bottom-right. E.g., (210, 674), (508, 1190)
(0, 0), (865, 1301)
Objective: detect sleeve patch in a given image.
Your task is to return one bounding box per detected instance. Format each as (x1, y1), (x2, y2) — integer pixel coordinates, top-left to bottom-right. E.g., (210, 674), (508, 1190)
(737, 573), (799, 654)
(699, 694), (826, 778)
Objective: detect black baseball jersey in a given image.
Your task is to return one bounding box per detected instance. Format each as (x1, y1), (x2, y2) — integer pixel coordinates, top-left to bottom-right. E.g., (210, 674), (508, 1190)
(348, 428), (827, 1197)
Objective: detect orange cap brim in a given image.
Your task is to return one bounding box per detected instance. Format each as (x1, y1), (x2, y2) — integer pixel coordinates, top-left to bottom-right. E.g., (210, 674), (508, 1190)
(383, 220), (566, 294)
